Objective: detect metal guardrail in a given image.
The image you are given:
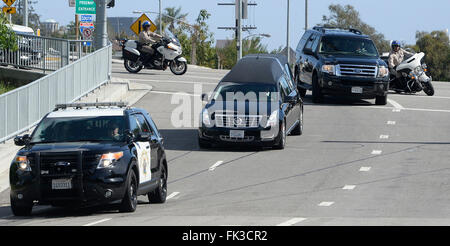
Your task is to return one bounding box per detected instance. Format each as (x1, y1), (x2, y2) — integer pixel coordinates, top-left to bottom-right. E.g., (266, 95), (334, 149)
(0, 34), (94, 73)
(0, 44), (112, 143)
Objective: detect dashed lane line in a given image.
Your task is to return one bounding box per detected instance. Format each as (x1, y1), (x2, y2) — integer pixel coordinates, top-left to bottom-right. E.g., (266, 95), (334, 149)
(379, 135), (389, 139)
(166, 192), (180, 200)
(359, 167), (372, 172)
(277, 217), (307, 226)
(371, 150), (382, 155)
(83, 218), (112, 226)
(387, 121), (396, 125)
(209, 161), (224, 171)
(342, 185), (356, 190)
(387, 99), (405, 111)
(318, 202), (334, 207)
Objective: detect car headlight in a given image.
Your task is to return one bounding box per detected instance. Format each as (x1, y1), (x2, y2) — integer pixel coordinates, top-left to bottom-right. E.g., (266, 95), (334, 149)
(321, 65), (336, 75)
(377, 66), (389, 78)
(97, 152), (123, 169)
(14, 155), (31, 172)
(265, 110), (279, 128)
(202, 108), (211, 126)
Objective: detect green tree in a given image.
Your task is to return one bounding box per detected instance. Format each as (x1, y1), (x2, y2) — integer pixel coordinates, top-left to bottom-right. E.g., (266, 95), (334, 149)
(11, 1), (41, 31)
(414, 30), (450, 81)
(155, 7), (188, 33)
(216, 37), (269, 69)
(0, 12), (17, 50)
(321, 4), (390, 52)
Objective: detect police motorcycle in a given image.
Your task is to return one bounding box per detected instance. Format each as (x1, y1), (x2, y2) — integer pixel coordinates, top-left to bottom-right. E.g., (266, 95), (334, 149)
(121, 28), (188, 75)
(382, 50), (434, 96)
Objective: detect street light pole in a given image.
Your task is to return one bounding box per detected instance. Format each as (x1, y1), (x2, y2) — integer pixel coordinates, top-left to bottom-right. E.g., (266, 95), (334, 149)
(95, 0), (108, 48)
(305, 0), (308, 30)
(23, 0), (28, 27)
(159, 0), (162, 34)
(237, 0), (242, 62)
(286, 0), (290, 64)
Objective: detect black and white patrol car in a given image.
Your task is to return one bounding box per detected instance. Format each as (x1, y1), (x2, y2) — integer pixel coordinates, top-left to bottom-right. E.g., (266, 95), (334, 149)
(9, 102), (168, 216)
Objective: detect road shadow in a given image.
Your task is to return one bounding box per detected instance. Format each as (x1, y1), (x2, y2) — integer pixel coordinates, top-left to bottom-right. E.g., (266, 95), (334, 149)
(112, 71), (159, 76)
(302, 94), (375, 106)
(159, 128), (268, 152)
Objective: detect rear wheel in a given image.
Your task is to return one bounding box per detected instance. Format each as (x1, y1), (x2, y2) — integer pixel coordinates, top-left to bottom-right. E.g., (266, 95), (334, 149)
(124, 59), (143, 73)
(298, 88), (307, 98)
(375, 95), (387, 105)
(10, 196), (33, 216)
(119, 170), (138, 213)
(148, 163), (167, 203)
(423, 82), (434, 96)
(312, 73), (323, 103)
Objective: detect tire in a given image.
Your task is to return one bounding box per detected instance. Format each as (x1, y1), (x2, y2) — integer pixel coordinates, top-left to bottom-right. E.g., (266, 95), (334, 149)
(10, 197), (33, 216)
(375, 95), (387, 105)
(170, 60), (187, 75)
(291, 107), (303, 136)
(124, 59), (143, 74)
(148, 163), (167, 203)
(423, 82), (434, 96)
(312, 73), (323, 103)
(274, 120), (286, 150)
(198, 138), (212, 149)
(119, 170), (138, 213)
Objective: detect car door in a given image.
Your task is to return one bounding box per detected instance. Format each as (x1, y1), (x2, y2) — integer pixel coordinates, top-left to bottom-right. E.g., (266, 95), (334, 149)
(297, 31), (312, 84)
(279, 76), (295, 129)
(135, 113), (159, 176)
(284, 72), (301, 126)
(130, 114), (152, 184)
(302, 33), (320, 85)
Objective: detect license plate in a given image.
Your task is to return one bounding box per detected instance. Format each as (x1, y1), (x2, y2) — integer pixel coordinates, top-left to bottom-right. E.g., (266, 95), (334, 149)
(230, 130), (244, 138)
(52, 179), (72, 190)
(351, 87), (363, 94)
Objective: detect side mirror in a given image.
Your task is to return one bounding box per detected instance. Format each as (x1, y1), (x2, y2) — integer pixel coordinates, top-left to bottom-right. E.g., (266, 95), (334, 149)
(201, 93), (209, 102)
(303, 47), (314, 56)
(14, 134), (30, 146)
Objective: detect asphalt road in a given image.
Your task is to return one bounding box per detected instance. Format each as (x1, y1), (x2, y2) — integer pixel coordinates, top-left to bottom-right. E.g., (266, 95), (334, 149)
(1, 63), (450, 226)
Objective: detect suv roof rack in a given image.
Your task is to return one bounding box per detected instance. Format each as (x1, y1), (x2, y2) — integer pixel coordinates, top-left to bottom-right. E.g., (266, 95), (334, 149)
(54, 102), (128, 111)
(312, 26), (363, 35)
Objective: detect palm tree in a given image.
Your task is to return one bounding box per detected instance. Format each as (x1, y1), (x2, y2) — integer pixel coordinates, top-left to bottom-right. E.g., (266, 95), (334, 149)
(155, 7), (188, 33)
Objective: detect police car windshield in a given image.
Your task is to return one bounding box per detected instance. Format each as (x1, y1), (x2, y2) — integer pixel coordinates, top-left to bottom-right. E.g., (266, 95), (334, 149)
(31, 116), (126, 143)
(319, 36), (379, 57)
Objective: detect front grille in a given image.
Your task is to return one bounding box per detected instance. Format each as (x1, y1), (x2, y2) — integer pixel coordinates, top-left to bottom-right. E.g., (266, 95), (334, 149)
(219, 135), (255, 142)
(337, 64), (377, 77)
(40, 153), (79, 177)
(215, 114), (262, 128)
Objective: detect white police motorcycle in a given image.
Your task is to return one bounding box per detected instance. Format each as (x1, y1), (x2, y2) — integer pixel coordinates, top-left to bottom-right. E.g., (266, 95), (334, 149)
(121, 28), (188, 75)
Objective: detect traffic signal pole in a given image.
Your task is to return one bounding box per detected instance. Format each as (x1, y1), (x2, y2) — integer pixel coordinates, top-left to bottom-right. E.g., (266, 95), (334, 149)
(95, 0), (108, 48)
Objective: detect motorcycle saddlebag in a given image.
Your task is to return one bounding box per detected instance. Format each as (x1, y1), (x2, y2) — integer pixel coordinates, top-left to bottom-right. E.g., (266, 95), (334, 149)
(123, 47), (140, 62)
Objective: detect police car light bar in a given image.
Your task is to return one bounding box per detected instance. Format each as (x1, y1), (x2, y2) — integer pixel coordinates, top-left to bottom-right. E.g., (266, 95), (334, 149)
(54, 102), (128, 110)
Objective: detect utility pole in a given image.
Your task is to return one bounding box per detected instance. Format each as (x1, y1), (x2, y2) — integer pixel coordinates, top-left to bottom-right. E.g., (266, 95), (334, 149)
(286, 0), (290, 64)
(305, 0), (308, 30)
(159, 0), (162, 34)
(218, 0), (257, 62)
(95, 0), (108, 48)
(23, 0), (28, 27)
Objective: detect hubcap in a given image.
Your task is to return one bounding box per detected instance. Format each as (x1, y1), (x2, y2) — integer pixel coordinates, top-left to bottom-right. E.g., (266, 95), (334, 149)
(171, 62), (185, 73)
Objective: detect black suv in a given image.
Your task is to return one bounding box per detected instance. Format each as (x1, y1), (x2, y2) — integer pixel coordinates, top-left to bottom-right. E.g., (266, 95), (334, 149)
(10, 102), (168, 216)
(294, 27), (389, 105)
(198, 54), (303, 149)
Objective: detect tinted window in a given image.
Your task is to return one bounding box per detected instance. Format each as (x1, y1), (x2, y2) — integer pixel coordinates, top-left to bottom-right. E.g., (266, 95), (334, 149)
(31, 116), (126, 143)
(129, 115), (141, 137)
(304, 33), (317, 50)
(311, 35), (321, 52)
(135, 114), (153, 134)
(279, 77), (292, 97)
(296, 31), (312, 52)
(213, 83), (278, 102)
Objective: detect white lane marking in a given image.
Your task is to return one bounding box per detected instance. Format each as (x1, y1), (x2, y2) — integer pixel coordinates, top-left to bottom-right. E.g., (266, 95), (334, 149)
(387, 121), (396, 125)
(149, 91), (199, 97)
(318, 202), (334, 207)
(363, 106), (450, 113)
(379, 135), (389, 139)
(392, 109), (401, 112)
(83, 218), (112, 226)
(277, 217), (307, 226)
(209, 161), (224, 171)
(129, 78), (218, 85)
(0, 204), (9, 207)
(371, 150), (382, 155)
(387, 99), (405, 110)
(359, 166), (372, 172)
(166, 192), (180, 200)
(342, 185), (356, 190)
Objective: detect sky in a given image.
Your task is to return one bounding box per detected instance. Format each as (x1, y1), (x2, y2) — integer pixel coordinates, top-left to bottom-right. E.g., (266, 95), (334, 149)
(32, 0), (450, 51)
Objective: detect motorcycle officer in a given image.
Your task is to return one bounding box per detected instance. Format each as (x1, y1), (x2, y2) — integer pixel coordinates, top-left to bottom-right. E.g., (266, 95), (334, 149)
(139, 21), (162, 63)
(388, 40), (413, 78)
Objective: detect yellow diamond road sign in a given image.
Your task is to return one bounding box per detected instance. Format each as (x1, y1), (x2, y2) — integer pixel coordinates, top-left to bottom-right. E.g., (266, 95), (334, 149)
(130, 14), (157, 36)
(2, 6), (16, 14)
(3, 0), (16, 7)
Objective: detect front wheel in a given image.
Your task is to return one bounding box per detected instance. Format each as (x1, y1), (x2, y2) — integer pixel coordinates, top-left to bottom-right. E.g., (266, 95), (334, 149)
(170, 60), (187, 75)
(148, 163), (167, 203)
(423, 82), (434, 96)
(274, 121), (286, 150)
(124, 59), (143, 73)
(10, 196), (33, 216)
(119, 170), (138, 213)
(375, 95), (387, 105)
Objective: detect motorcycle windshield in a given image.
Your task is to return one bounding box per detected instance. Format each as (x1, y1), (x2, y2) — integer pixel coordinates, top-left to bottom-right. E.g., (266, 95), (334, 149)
(163, 28), (181, 46)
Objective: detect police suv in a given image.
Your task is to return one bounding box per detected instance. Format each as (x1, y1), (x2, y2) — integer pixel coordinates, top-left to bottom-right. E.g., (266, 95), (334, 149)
(10, 102), (168, 216)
